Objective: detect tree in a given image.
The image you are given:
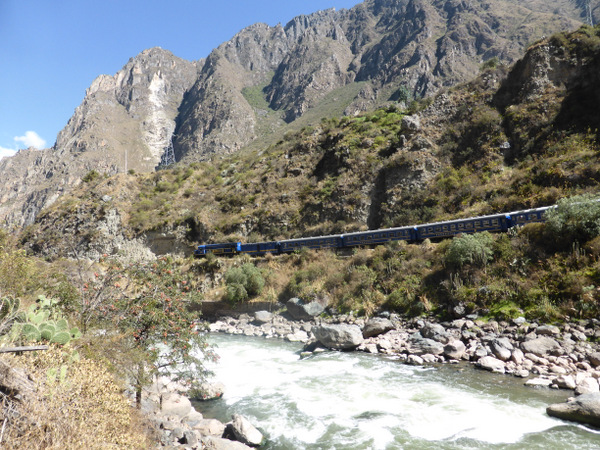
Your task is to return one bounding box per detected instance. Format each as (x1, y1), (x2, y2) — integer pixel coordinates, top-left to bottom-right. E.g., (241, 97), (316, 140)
(84, 257), (215, 406)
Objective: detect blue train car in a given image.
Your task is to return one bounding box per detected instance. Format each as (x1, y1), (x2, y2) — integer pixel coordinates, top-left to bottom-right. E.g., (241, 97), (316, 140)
(341, 226), (416, 247)
(508, 206), (552, 227)
(239, 241), (280, 256)
(279, 234), (343, 253)
(194, 242), (241, 256)
(416, 213), (510, 240)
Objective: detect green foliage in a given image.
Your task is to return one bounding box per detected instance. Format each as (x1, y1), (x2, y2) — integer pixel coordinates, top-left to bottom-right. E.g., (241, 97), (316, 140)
(5, 295), (81, 346)
(544, 194), (600, 247)
(479, 57), (499, 71)
(445, 232), (494, 270)
(82, 170), (100, 183)
(88, 257), (213, 403)
(224, 263), (265, 304)
(0, 296), (21, 336)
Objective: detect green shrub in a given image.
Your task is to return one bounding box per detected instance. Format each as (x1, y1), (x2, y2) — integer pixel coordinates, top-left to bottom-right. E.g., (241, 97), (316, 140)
(544, 194), (600, 247)
(224, 263), (265, 303)
(444, 232), (494, 270)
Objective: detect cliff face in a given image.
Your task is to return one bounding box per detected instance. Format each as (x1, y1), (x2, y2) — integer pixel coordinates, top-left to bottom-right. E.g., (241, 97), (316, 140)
(173, 0), (586, 162)
(0, 0), (594, 229)
(0, 48), (197, 229)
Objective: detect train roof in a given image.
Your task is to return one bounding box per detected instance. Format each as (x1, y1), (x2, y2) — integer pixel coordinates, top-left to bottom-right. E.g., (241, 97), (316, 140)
(341, 224), (415, 237)
(279, 234), (342, 244)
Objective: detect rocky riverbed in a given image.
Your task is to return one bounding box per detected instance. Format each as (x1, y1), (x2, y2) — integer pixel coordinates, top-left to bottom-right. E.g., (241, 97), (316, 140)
(152, 303), (600, 447)
(209, 308), (600, 396)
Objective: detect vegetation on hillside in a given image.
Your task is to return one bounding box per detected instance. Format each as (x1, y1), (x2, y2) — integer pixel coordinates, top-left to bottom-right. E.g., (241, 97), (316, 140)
(0, 230), (213, 445)
(2, 24), (600, 445)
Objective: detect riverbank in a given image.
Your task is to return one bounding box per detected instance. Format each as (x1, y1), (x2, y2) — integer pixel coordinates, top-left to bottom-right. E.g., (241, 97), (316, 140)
(208, 309), (600, 394)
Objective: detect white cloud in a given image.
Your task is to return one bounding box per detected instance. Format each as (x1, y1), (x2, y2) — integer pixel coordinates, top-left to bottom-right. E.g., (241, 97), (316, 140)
(0, 146), (17, 160)
(14, 131), (46, 149)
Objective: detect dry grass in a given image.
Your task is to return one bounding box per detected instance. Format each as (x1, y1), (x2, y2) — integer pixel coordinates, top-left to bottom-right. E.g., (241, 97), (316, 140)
(0, 347), (150, 450)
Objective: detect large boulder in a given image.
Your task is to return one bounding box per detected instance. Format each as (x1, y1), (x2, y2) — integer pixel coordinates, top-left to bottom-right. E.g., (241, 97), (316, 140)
(362, 317), (394, 338)
(536, 325), (560, 336)
(476, 356), (506, 373)
(443, 339), (466, 360)
(202, 436), (253, 449)
(223, 414), (264, 447)
(547, 393), (600, 427)
(286, 298), (325, 321)
(313, 324), (364, 350)
(490, 337), (513, 362)
(160, 392), (192, 417)
(192, 418), (226, 437)
(253, 311), (272, 324)
(420, 322), (450, 343)
(409, 335), (445, 355)
(520, 336), (562, 356)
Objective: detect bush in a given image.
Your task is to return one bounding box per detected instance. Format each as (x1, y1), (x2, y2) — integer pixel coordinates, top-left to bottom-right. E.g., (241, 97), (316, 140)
(544, 194), (600, 247)
(445, 232), (494, 270)
(224, 263), (265, 303)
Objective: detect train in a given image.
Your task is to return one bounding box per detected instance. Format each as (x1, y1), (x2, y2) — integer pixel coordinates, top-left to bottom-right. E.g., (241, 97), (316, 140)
(194, 205), (552, 257)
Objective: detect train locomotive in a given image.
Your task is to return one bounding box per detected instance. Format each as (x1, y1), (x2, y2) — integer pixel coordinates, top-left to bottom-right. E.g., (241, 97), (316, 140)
(194, 205), (552, 257)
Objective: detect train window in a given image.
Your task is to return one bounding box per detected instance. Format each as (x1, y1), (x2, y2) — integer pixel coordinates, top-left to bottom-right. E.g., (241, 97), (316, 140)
(442, 225), (448, 231)
(450, 224), (455, 231)
(428, 227), (433, 233)
(492, 219), (499, 225)
(483, 220), (489, 226)
(466, 222), (473, 229)
(458, 223), (464, 229)
(435, 226), (441, 232)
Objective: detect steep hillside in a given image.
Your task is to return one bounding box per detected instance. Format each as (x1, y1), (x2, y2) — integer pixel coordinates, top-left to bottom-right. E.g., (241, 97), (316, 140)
(21, 25), (600, 262)
(0, 0), (591, 230)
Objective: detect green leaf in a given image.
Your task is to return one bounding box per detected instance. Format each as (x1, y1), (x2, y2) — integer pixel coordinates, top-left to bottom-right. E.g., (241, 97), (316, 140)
(50, 331), (71, 345)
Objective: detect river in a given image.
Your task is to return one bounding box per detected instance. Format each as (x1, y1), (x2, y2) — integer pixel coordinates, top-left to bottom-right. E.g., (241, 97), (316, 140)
(196, 334), (600, 449)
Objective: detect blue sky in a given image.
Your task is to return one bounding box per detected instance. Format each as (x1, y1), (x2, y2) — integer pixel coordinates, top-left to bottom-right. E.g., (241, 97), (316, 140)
(0, 0), (362, 159)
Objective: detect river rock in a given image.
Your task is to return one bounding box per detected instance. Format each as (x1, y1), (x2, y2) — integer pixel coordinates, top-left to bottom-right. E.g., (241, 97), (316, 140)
(490, 338), (513, 362)
(202, 436), (254, 449)
(407, 354), (424, 365)
(313, 324), (364, 350)
(511, 348), (525, 365)
(161, 392), (192, 417)
(420, 322), (450, 343)
(253, 311), (272, 324)
(588, 352), (600, 367)
(194, 381), (224, 401)
(409, 335), (445, 355)
(526, 377), (554, 387)
(476, 356), (506, 373)
(554, 375), (577, 390)
(536, 325), (560, 336)
(576, 377), (600, 395)
(286, 298), (325, 321)
(224, 414), (264, 447)
(362, 317), (394, 338)
(443, 340), (466, 360)
(547, 393), (600, 427)
(521, 336), (562, 356)
(193, 418), (227, 436)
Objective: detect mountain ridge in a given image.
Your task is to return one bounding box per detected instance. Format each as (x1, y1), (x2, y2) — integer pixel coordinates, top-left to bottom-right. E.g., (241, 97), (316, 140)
(0, 0), (597, 229)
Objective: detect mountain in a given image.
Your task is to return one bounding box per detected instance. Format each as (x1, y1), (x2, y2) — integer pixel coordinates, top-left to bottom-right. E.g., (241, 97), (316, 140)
(20, 24), (600, 261)
(0, 0), (597, 229)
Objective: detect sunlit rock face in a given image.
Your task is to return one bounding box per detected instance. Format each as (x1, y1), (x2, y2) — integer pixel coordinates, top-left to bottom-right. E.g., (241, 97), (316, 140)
(0, 0), (590, 228)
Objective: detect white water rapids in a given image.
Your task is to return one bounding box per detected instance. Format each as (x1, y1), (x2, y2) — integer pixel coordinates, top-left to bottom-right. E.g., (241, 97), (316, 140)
(197, 334), (600, 449)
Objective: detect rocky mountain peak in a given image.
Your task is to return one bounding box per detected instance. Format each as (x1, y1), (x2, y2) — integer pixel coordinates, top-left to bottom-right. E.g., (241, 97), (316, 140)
(0, 0), (596, 230)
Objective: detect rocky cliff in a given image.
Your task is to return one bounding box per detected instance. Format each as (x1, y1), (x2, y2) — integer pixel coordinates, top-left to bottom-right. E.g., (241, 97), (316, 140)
(0, 0), (596, 229)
